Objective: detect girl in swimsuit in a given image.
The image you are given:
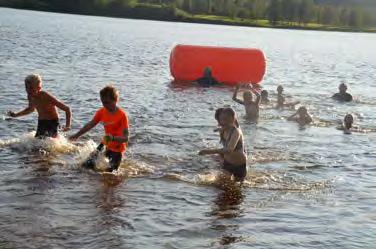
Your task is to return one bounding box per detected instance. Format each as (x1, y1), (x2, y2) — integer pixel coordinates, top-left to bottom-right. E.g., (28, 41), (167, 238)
(199, 107), (247, 182)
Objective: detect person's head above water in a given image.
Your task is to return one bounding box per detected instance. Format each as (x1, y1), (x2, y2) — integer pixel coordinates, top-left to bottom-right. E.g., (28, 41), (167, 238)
(344, 113), (354, 129)
(277, 85), (284, 94)
(100, 85), (119, 112)
(261, 90), (268, 98)
(25, 74), (42, 97)
(339, 83), (348, 94)
(219, 107), (238, 128)
(243, 91), (253, 102)
(297, 106), (308, 116)
(203, 67), (212, 78)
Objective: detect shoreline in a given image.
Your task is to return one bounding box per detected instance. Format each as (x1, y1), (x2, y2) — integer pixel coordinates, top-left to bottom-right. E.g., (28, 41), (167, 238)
(1, 6), (375, 34)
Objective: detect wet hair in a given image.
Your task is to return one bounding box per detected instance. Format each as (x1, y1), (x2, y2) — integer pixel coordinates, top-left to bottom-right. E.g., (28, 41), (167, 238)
(344, 113), (354, 129)
(297, 106), (308, 114)
(25, 74), (42, 86)
(277, 85), (283, 93)
(100, 85), (119, 101)
(221, 107), (239, 127)
(261, 90), (268, 97)
(215, 108), (224, 122)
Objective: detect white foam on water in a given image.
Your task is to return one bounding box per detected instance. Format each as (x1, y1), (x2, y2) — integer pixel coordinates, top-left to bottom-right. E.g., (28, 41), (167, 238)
(0, 132), (80, 155)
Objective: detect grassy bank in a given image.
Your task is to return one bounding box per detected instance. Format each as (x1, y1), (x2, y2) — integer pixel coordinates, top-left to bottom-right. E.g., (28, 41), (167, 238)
(188, 14), (376, 33)
(1, 2), (375, 33)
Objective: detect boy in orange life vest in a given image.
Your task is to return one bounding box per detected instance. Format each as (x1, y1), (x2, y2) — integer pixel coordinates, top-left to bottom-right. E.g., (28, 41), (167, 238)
(69, 85), (129, 172)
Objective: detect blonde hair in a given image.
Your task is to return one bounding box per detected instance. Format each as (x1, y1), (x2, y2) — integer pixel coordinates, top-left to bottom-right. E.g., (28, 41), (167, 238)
(25, 74), (42, 86)
(100, 85), (119, 101)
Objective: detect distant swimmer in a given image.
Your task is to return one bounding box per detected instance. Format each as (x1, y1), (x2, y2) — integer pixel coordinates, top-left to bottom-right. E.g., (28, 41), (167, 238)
(336, 114), (376, 134)
(199, 107), (247, 182)
(287, 106), (313, 126)
(260, 90), (270, 104)
(276, 85), (300, 109)
(69, 85), (129, 172)
(332, 83), (353, 102)
(232, 84), (261, 122)
(7, 74), (71, 138)
(195, 67), (220, 87)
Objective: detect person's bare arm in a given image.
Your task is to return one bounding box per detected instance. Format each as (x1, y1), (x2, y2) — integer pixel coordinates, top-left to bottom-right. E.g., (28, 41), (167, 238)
(44, 92), (71, 131)
(252, 89), (261, 106)
(232, 85), (244, 105)
(105, 128), (129, 144)
(69, 120), (98, 141)
(199, 129), (241, 155)
(7, 96), (35, 118)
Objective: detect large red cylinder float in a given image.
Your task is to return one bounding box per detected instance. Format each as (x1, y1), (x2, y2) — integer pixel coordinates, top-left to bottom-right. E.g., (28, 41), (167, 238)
(170, 44), (266, 86)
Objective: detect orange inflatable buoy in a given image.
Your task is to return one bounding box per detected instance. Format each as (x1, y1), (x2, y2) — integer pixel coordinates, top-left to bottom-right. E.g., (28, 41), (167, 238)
(170, 44), (266, 86)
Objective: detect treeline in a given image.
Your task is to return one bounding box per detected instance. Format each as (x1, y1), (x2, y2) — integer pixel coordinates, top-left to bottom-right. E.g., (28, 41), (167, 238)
(1, 0), (375, 28)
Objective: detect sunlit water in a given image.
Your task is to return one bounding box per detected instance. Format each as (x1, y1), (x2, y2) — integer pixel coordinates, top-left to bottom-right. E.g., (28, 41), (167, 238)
(0, 8), (376, 248)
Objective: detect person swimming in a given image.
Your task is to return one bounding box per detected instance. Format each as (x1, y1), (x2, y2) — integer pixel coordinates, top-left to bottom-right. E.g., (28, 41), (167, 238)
(287, 106), (313, 126)
(195, 67), (220, 87)
(332, 83), (353, 102)
(232, 85), (261, 122)
(199, 107), (247, 182)
(260, 90), (270, 104)
(276, 85), (300, 109)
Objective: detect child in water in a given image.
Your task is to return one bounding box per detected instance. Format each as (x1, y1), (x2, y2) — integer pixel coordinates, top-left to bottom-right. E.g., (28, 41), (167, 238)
(337, 114), (360, 134)
(199, 107), (247, 182)
(260, 90), (270, 104)
(276, 85), (300, 109)
(287, 106), (313, 126)
(69, 85), (129, 172)
(7, 74), (71, 138)
(232, 85), (261, 121)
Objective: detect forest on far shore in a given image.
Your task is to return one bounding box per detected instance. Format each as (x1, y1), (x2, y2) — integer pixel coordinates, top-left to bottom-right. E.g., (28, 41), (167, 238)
(1, 0), (375, 32)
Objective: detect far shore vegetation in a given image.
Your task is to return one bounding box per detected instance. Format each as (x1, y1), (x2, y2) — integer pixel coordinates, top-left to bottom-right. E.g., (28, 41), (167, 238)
(1, 0), (375, 33)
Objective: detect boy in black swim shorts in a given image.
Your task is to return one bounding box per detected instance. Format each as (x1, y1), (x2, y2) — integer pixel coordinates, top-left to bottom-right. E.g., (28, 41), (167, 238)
(8, 74), (71, 138)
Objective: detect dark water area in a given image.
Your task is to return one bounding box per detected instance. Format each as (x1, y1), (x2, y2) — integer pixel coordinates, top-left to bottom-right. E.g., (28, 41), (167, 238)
(0, 8), (376, 248)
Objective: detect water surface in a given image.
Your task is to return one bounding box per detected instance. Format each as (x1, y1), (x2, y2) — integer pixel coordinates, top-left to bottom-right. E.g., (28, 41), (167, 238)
(0, 8), (376, 249)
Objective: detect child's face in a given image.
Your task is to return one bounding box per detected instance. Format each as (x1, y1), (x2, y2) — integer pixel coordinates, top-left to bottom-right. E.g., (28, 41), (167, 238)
(243, 91), (253, 102)
(339, 84), (347, 93)
(101, 97), (117, 112)
(344, 115), (353, 126)
(25, 81), (41, 96)
(219, 112), (234, 127)
(298, 107), (307, 116)
(277, 86), (283, 94)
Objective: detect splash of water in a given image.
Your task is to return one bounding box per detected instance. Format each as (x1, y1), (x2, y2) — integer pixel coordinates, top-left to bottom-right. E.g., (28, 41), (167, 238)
(0, 132), (80, 155)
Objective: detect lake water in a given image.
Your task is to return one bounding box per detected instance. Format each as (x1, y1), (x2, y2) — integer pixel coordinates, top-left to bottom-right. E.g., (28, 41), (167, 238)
(0, 8), (375, 249)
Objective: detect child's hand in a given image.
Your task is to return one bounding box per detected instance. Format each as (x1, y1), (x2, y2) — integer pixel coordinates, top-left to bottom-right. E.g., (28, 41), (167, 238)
(61, 126), (71, 132)
(7, 111), (16, 117)
(68, 135), (78, 141)
(103, 134), (114, 145)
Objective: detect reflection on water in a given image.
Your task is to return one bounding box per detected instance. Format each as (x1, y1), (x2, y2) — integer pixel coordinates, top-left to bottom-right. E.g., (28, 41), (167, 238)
(210, 185), (245, 246)
(0, 7), (376, 249)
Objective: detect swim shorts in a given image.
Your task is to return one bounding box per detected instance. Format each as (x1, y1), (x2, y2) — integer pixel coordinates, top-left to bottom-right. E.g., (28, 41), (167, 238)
(223, 161), (247, 182)
(35, 119), (59, 138)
